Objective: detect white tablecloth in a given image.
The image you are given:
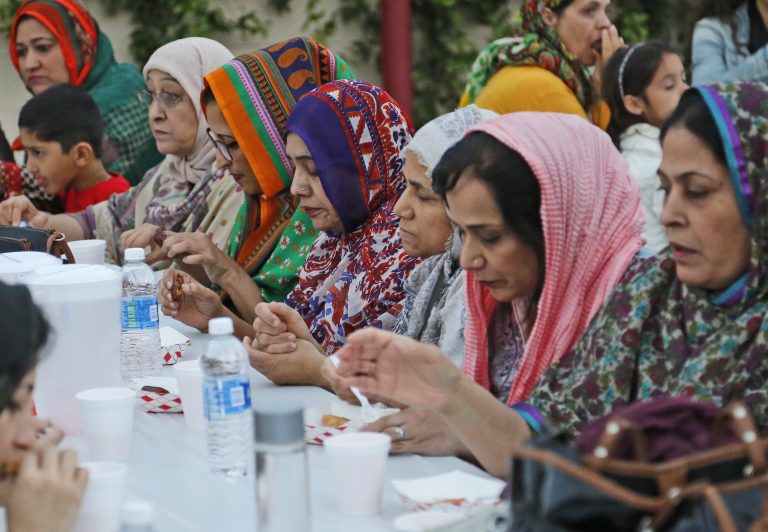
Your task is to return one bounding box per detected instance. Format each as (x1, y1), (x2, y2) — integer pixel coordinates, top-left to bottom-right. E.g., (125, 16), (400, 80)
(63, 316), (494, 531)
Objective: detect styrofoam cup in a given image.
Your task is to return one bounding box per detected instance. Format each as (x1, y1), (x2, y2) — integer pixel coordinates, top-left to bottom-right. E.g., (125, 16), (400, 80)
(324, 432), (391, 516)
(173, 360), (205, 431)
(75, 388), (136, 461)
(69, 239), (106, 265)
(72, 461), (127, 532)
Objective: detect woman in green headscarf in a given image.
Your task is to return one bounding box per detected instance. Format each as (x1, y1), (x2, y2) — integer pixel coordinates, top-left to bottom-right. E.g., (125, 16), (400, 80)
(460, 0), (621, 129)
(10, 0), (162, 185)
(158, 37), (355, 339)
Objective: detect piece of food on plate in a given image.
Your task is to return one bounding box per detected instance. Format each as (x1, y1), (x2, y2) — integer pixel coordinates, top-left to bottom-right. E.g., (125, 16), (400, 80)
(141, 385), (170, 394)
(321, 414), (351, 428)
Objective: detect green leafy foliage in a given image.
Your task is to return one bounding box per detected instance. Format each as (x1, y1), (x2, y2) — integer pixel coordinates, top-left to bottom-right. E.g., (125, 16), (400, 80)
(99, 0), (270, 66)
(0, 0), (25, 35)
(0, 0), (701, 125)
(299, 0), (513, 126)
(615, 0), (703, 54)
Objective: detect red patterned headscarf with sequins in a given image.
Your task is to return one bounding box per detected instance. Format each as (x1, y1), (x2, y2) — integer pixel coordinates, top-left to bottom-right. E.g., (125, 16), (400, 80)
(285, 80), (421, 353)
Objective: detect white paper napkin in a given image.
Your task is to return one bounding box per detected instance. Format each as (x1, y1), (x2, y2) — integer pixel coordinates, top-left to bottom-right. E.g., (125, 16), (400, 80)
(392, 471), (505, 505)
(159, 326), (191, 348)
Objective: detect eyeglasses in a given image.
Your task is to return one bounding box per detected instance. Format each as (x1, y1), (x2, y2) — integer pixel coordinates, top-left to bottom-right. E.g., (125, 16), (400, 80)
(137, 90), (187, 110)
(206, 128), (234, 162)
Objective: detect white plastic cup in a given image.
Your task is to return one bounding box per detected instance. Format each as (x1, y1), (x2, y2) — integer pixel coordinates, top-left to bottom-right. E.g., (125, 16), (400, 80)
(72, 461), (127, 532)
(68, 239), (107, 265)
(173, 359), (206, 431)
(324, 432), (391, 516)
(75, 388), (136, 461)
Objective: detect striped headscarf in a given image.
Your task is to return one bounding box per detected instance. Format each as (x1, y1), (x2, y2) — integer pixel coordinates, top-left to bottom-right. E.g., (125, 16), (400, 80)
(285, 80), (421, 353)
(203, 37), (354, 302)
(460, 0), (595, 113)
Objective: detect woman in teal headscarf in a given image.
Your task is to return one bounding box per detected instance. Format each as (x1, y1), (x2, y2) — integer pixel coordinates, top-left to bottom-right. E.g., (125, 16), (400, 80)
(10, 0), (162, 185)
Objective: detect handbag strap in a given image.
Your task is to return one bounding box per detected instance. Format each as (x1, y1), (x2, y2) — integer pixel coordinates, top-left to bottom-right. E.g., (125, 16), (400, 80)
(590, 401), (767, 473)
(749, 488), (768, 532)
(592, 418), (649, 463)
(46, 231), (75, 264)
(723, 402), (767, 474)
(702, 485), (739, 532)
(514, 446), (675, 513)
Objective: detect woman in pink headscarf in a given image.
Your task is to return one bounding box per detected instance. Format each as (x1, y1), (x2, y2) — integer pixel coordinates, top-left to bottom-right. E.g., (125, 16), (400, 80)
(335, 112), (646, 458)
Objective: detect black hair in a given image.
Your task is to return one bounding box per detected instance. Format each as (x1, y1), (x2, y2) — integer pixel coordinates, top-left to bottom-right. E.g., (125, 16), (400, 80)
(552, 0), (575, 15)
(603, 42), (677, 147)
(660, 89), (727, 167)
(18, 84), (103, 158)
(0, 283), (50, 413)
(200, 85), (216, 107)
(433, 132), (545, 305)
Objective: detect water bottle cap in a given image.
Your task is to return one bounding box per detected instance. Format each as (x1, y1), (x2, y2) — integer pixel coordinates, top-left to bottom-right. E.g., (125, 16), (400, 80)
(208, 317), (234, 335)
(254, 403), (305, 445)
(122, 499), (154, 526)
(124, 248), (145, 262)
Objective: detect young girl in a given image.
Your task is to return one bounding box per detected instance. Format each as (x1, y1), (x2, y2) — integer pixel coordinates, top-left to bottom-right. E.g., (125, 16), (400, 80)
(602, 42), (689, 252)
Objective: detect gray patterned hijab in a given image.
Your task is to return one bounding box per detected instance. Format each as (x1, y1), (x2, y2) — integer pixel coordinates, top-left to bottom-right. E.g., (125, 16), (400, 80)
(405, 105), (498, 178)
(393, 106), (498, 361)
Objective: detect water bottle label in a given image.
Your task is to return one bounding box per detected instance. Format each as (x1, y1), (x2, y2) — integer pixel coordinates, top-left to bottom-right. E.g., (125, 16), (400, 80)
(203, 377), (251, 419)
(121, 295), (159, 330)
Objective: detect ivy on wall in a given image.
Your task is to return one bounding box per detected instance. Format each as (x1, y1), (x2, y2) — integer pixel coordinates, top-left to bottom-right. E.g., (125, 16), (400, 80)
(294, 0), (515, 126)
(2, 0), (700, 126)
(99, 0), (270, 62)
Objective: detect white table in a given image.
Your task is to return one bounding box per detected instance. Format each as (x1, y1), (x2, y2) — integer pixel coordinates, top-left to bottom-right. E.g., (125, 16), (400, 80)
(65, 316), (494, 531)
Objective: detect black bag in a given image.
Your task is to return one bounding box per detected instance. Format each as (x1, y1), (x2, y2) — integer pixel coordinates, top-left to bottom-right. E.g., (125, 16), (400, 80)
(0, 225), (74, 263)
(509, 401), (768, 532)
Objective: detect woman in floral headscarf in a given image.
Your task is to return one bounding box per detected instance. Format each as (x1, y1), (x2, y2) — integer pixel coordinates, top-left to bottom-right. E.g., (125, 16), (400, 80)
(245, 80), (420, 387)
(159, 37), (355, 337)
(10, 0), (162, 185)
(460, 0), (620, 128)
(336, 82), (768, 478)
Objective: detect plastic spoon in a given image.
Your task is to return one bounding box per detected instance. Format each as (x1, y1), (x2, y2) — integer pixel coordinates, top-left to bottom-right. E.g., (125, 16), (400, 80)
(329, 354), (379, 423)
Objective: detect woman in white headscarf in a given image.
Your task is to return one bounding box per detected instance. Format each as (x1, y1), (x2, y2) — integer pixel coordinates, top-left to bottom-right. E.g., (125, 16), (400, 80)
(0, 37), (240, 264)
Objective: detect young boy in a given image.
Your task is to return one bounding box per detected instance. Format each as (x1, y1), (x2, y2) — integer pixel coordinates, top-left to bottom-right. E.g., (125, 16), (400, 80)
(17, 84), (130, 212)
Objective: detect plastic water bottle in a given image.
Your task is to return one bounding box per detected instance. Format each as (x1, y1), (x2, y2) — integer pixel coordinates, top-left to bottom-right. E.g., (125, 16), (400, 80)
(254, 404), (310, 531)
(202, 317), (252, 478)
(120, 500), (155, 531)
(120, 248), (160, 385)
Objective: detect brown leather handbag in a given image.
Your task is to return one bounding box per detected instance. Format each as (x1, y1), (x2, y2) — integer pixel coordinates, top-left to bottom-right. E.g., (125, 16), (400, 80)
(510, 400), (768, 532)
(0, 225), (75, 263)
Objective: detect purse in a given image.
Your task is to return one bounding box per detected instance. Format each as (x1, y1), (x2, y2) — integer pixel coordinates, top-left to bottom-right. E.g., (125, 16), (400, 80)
(509, 399), (768, 532)
(0, 225), (75, 263)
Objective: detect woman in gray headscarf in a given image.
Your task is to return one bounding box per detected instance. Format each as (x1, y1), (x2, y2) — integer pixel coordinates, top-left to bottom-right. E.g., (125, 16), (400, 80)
(392, 105), (497, 363)
(322, 105), (497, 456)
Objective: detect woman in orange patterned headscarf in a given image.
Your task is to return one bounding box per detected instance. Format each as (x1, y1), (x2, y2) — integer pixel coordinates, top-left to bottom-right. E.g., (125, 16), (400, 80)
(158, 37), (356, 338)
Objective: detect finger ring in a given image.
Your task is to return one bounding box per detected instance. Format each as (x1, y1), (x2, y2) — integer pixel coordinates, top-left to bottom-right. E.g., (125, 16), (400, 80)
(394, 425), (405, 442)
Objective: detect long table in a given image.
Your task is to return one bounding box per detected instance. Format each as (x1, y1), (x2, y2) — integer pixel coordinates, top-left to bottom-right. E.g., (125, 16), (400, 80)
(63, 316), (494, 531)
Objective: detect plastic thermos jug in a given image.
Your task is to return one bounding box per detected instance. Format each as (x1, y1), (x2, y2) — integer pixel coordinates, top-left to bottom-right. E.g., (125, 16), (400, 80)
(23, 264), (122, 433)
(0, 251), (61, 284)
